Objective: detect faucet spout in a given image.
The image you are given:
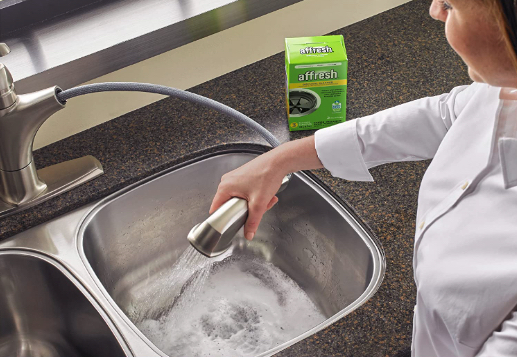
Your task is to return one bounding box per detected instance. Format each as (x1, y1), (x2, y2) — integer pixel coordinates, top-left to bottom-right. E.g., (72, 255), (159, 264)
(0, 87), (66, 206)
(0, 86), (65, 205)
(0, 87), (65, 172)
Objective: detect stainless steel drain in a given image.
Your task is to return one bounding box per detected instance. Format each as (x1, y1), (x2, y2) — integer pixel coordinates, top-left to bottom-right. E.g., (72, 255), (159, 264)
(289, 89), (321, 117)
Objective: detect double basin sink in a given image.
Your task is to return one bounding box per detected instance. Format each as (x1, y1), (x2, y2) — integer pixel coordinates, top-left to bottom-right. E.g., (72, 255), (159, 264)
(0, 150), (385, 357)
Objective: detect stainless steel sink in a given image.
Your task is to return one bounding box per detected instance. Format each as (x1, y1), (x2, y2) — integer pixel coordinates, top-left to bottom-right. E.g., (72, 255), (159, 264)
(0, 150), (385, 357)
(0, 251), (127, 357)
(79, 151), (385, 357)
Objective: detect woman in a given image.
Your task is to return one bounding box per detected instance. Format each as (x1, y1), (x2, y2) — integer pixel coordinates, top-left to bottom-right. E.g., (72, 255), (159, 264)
(210, 1), (517, 356)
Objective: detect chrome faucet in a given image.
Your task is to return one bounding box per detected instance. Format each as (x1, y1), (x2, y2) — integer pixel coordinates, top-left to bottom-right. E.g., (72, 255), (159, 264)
(0, 43), (103, 217)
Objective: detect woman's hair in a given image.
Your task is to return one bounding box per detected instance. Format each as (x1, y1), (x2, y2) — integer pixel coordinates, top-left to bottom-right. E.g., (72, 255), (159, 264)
(484, 0), (517, 70)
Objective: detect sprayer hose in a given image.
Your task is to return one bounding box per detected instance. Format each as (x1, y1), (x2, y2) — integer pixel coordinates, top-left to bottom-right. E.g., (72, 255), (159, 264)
(56, 82), (280, 148)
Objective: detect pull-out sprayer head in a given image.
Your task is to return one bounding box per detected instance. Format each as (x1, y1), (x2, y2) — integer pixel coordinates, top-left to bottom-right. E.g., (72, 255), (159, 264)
(188, 174), (291, 257)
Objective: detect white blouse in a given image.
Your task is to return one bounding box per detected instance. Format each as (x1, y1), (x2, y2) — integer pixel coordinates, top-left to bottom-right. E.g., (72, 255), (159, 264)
(314, 82), (517, 357)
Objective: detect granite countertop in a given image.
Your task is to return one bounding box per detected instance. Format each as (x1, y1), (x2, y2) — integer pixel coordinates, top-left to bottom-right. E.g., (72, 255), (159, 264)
(0, 0), (471, 356)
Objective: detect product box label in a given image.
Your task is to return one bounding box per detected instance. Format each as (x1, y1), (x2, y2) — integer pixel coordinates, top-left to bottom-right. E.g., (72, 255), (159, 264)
(285, 35), (348, 131)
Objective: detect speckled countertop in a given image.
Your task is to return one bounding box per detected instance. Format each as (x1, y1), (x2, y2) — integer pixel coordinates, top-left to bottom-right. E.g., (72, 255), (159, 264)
(0, 0), (471, 356)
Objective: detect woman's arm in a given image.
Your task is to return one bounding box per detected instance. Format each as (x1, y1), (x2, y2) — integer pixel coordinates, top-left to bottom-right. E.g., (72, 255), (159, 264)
(210, 83), (477, 240)
(315, 84), (474, 180)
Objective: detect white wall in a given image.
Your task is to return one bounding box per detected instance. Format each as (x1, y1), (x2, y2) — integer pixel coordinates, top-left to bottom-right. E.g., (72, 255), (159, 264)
(34, 0), (410, 149)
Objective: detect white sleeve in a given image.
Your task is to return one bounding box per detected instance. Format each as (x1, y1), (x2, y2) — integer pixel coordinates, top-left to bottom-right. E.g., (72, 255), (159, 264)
(476, 311), (517, 357)
(314, 83), (477, 181)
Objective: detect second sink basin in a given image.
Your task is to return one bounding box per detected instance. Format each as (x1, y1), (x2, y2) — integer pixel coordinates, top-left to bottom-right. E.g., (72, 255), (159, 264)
(0, 251), (128, 357)
(79, 151), (385, 357)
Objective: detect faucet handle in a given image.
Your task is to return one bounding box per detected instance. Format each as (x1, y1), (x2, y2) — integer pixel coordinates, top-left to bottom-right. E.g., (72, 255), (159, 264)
(0, 42), (16, 109)
(0, 44), (10, 57)
(0, 65), (15, 110)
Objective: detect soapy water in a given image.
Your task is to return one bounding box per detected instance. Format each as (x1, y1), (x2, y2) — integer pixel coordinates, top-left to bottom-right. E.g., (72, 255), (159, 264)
(136, 251), (326, 357)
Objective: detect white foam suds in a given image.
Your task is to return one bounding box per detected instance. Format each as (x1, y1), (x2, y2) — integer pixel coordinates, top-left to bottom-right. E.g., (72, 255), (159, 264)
(137, 256), (326, 357)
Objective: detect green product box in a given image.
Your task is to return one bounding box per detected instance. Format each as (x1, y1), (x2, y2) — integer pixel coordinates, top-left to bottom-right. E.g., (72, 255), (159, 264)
(285, 35), (348, 131)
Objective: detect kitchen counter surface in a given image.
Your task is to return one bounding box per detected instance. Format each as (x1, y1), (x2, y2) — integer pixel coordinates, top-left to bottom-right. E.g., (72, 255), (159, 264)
(0, 0), (471, 356)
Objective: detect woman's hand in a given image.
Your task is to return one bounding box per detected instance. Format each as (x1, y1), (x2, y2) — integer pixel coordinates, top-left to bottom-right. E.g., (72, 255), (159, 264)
(209, 150), (287, 241)
(209, 136), (324, 241)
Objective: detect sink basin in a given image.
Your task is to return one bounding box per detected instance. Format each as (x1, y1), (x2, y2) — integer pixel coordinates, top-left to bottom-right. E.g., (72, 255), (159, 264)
(79, 151), (385, 357)
(0, 251), (128, 357)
